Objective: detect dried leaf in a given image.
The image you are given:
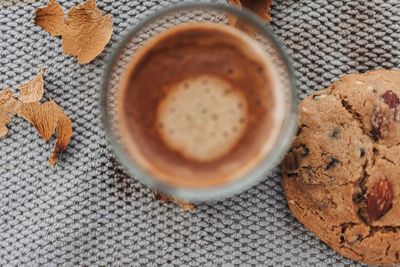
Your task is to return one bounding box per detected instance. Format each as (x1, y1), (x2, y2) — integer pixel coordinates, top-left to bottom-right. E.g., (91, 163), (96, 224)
(16, 100), (73, 165)
(34, 0), (65, 37)
(0, 87), (13, 105)
(229, 0), (273, 23)
(35, 0), (112, 64)
(62, 0), (113, 64)
(18, 69), (45, 103)
(49, 108), (72, 165)
(0, 70), (72, 164)
(0, 126), (7, 138)
(16, 101), (59, 141)
(0, 87), (18, 138)
(153, 190), (195, 212)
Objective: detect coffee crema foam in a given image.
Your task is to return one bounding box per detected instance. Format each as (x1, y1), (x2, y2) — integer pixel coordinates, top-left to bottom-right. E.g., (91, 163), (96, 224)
(157, 75), (248, 162)
(118, 23), (282, 188)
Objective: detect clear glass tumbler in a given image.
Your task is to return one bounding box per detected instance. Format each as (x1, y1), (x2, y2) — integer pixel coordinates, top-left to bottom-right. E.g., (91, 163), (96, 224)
(101, 3), (297, 201)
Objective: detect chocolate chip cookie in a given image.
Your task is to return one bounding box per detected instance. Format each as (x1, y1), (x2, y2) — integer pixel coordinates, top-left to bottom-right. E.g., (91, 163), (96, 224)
(282, 70), (400, 266)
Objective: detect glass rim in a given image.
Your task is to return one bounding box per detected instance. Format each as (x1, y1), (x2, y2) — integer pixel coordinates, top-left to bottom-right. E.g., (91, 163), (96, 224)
(100, 2), (298, 202)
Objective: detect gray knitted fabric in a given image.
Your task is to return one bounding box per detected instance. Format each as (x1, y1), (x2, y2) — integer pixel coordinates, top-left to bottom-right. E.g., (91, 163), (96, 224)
(0, 0), (398, 266)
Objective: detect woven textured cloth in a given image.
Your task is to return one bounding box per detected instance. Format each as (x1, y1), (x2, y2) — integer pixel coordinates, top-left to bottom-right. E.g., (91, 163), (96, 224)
(1, 0), (399, 266)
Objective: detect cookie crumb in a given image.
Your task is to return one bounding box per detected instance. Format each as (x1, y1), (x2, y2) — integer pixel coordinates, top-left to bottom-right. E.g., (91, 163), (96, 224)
(153, 190), (195, 212)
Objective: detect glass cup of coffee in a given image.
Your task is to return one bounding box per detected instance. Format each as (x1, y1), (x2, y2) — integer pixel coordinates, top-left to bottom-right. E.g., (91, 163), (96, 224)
(101, 3), (297, 201)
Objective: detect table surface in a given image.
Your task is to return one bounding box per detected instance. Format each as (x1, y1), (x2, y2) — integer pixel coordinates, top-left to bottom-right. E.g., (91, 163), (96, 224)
(1, 0), (399, 266)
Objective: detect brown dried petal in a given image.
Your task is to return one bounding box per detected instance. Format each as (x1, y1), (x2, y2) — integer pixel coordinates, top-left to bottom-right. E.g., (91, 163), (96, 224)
(229, 0), (273, 22)
(153, 190), (195, 212)
(62, 0), (113, 64)
(16, 101), (59, 141)
(16, 101), (73, 164)
(35, 0), (65, 37)
(49, 108), (72, 165)
(367, 177), (393, 221)
(0, 87), (13, 105)
(382, 90), (400, 109)
(18, 69), (45, 103)
(0, 87), (18, 138)
(0, 126), (7, 138)
(35, 0), (112, 64)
